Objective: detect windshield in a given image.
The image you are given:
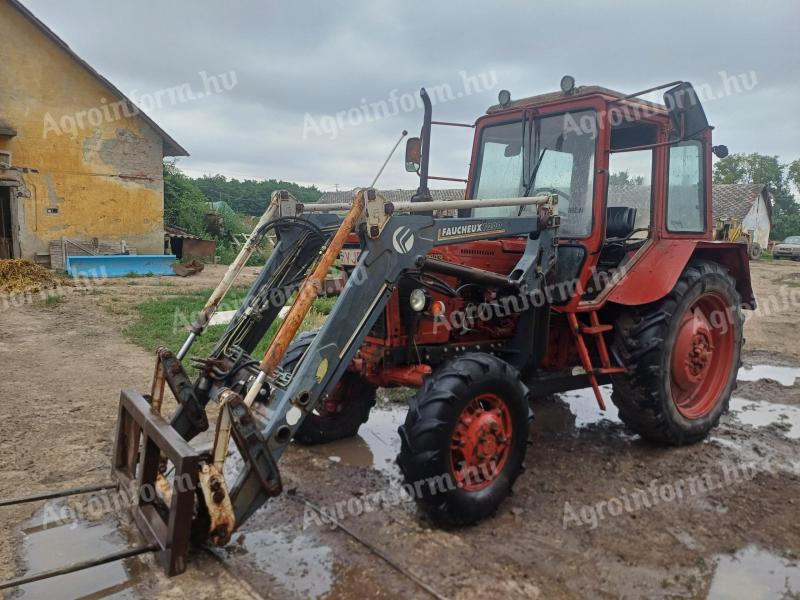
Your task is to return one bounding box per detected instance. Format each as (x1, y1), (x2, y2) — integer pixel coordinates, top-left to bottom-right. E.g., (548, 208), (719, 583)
(784, 236), (800, 244)
(472, 110), (597, 237)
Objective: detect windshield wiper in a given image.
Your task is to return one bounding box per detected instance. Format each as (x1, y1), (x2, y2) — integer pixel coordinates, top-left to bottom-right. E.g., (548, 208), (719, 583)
(522, 147), (547, 197)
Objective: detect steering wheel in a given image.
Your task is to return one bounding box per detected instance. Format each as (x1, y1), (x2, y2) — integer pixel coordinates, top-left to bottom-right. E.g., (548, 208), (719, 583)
(531, 187), (571, 202)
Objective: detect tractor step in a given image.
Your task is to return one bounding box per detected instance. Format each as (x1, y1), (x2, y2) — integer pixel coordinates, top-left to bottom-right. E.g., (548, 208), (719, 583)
(580, 324), (613, 334)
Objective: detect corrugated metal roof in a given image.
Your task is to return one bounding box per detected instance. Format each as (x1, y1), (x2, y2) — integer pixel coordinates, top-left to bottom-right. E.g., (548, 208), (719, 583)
(164, 225), (204, 240)
(7, 0), (188, 157)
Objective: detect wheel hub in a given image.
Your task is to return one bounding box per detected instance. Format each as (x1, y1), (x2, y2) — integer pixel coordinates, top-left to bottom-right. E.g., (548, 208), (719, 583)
(670, 293), (735, 419)
(450, 394), (512, 491)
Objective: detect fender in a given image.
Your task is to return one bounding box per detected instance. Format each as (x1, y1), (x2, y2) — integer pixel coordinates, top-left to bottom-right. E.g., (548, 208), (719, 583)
(607, 240), (755, 307)
(692, 240), (755, 307)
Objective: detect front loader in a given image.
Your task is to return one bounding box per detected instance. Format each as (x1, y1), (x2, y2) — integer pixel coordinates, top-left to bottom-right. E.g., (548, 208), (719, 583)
(110, 184), (559, 574)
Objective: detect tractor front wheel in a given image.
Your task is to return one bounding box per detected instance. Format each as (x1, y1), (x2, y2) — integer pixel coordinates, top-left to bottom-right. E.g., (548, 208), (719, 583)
(611, 261), (743, 445)
(280, 330), (376, 445)
(397, 353), (531, 525)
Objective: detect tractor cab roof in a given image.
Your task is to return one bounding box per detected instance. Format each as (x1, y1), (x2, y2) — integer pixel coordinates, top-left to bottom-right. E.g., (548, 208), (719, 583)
(486, 85), (667, 116)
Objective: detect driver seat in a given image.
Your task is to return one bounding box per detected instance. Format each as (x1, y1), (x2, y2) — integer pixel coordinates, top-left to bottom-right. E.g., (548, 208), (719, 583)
(599, 207), (637, 268)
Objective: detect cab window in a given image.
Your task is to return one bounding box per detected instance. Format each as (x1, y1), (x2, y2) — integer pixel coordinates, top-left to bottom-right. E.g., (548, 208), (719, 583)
(667, 141), (705, 232)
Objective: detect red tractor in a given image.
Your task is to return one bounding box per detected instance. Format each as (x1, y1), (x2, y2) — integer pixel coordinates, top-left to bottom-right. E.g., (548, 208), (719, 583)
(107, 78), (753, 575)
(290, 78), (752, 524)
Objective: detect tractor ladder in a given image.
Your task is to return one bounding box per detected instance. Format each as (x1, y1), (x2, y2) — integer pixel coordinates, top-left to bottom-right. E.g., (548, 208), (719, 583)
(566, 311), (625, 409)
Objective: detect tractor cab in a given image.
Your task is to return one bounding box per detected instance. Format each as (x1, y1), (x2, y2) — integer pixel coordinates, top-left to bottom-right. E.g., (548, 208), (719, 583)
(408, 78), (732, 307)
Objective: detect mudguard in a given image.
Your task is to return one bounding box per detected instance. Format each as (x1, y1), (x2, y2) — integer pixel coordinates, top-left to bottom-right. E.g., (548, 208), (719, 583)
(607, 240), (755, 308)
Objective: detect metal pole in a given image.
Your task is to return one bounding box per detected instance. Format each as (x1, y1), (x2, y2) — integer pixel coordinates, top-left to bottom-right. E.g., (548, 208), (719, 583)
(0, 482), (118, 508)
(370, 130), (408, 188)
(0, 544), (158, 591)
(303, 194), (553, 214)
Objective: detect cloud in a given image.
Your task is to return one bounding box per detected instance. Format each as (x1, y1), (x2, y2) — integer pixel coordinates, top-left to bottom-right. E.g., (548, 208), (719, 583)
(25, 0), (800, 190)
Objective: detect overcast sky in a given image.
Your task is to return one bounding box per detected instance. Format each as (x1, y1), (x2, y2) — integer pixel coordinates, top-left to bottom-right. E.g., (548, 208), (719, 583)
(25, 0), (800, 191)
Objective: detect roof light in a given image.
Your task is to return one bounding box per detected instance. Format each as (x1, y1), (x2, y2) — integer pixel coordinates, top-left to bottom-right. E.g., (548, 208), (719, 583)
(498, 90), (511, 107)
(560, 75), (576, 95)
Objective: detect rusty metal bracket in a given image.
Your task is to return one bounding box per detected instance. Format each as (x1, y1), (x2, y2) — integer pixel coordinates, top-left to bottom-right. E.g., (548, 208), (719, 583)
(112, 389), (200, 576)
(197, 463), (235, 546)
(156, 347), (209, 436)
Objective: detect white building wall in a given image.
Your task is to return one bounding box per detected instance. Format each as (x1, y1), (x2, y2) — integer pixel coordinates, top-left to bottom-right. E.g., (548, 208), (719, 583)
(741, 193), (771, 248)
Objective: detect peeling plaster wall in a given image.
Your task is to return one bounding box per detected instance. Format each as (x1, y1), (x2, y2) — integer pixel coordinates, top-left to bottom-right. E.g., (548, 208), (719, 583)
(0, 1), (166, 261)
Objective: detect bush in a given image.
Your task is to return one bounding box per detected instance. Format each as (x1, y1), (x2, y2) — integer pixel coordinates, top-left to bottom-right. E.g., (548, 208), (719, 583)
(163, 161), (209, 236)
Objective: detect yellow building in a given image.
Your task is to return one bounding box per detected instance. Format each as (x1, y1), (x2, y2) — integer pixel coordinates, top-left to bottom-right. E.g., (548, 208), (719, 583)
(0, 0), (187, 263)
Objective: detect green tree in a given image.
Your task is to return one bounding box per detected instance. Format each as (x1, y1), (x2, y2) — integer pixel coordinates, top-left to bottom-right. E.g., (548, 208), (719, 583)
(163, 160), (210, 236)
(771, 214), (800, 241)
(609, 171), (644, 186)
(193, 174), (321, 216)
(788, 159), (800, 196)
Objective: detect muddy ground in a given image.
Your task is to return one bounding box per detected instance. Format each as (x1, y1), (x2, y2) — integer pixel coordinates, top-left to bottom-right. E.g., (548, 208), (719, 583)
(1, 260), (799, 599)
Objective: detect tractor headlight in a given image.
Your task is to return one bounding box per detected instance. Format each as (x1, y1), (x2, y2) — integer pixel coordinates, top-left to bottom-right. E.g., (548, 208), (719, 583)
(409, 288), (429, 312)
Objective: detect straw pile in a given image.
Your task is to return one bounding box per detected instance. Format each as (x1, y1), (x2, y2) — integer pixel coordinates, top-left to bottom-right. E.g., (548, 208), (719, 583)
(0, 259), (60, 294)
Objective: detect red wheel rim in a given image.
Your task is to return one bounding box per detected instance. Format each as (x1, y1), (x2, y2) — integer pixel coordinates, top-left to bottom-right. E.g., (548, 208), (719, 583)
(670, 292), (735, 419)
(449, 393), (513, 491)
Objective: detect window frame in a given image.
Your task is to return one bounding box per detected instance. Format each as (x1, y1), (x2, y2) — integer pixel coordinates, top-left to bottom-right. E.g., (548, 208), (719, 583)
(605, 146), (656, 235)
(665, 139), (706, 234)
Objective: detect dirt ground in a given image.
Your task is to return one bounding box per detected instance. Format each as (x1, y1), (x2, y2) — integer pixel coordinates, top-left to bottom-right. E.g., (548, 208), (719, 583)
(1, 260), (799, 599)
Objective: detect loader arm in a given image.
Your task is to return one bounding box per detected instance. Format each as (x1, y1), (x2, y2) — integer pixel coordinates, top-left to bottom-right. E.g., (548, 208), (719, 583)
(223, 190), (559, 525)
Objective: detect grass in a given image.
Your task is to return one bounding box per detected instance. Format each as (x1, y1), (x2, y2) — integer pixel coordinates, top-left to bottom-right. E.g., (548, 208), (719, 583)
(43, 293), (64, 307)
(124, 287), (333, 370)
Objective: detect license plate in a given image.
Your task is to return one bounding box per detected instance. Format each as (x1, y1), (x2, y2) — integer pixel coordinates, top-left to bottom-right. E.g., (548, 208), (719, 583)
(339, 248), (361, 266)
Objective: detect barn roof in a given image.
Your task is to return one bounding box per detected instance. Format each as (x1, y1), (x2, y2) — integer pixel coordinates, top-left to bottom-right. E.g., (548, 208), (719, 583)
(712, 183), (770, 223)
(8, 0), (188, 157)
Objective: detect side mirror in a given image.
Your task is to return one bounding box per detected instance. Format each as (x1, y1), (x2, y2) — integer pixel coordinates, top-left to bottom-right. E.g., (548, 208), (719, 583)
(405, 137), (421, 172)
(664, 82), (709, 140)
(713, 145), (729, 159)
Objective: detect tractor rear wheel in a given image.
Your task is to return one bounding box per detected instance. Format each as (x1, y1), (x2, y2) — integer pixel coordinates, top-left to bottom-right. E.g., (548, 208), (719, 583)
(397, 353), (531, 526)
(611, 261), (743, 445)
(280, 330), (376, 445)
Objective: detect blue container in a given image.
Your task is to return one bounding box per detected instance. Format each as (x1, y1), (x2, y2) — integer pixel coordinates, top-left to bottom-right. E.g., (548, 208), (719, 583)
(66, 254), (177, 278)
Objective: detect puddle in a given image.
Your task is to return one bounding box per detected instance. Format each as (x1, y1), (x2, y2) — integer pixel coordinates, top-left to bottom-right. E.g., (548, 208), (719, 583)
(707, 545), (800, 599)
(708, 436), (745, 452)
(238, 526), (333, 599)
(16, 500), (142, 599)
(308, 406), (404, 477)
(729, 397), (800, 440)
(738, 364), (800, 386)
(558, 385), (620, 428)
